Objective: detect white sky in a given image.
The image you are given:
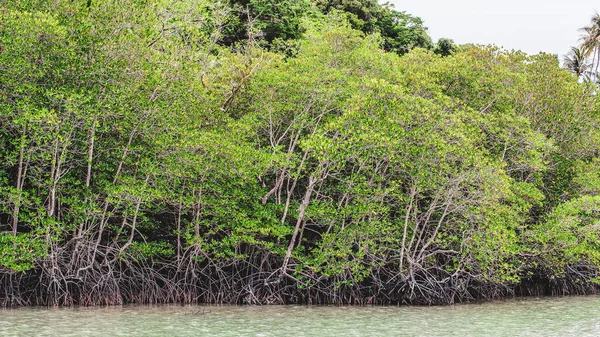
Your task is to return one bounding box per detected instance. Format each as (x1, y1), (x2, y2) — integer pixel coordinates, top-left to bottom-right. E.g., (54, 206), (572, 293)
(389, 0), (599, 56)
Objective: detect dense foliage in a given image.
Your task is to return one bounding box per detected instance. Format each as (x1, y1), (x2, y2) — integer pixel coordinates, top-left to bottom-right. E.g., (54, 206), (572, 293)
(0, 1), (599, 306)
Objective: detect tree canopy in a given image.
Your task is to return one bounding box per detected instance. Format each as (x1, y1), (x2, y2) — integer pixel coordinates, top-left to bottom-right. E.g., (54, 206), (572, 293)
(1, 1), (600, 306)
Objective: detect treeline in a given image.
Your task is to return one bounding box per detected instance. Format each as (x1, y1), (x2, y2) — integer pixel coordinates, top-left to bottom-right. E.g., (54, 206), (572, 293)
(0, 0), (599, 306)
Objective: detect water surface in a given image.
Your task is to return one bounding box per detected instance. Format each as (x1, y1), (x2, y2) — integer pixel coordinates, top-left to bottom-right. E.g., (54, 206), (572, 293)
(2, 296), (600, 336)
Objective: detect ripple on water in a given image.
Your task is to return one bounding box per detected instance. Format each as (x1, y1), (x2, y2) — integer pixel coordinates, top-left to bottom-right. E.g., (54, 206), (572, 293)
(1, 296), (600, 336)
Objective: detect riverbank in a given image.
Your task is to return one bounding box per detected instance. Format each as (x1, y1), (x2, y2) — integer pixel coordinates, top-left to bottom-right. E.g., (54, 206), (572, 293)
(3, 2), (600, 312)
(1, 261), (598, 307)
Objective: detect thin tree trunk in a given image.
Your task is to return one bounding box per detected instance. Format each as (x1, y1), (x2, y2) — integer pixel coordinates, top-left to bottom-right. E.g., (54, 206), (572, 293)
(194, 188), (202, 238)
(262, 169), (286, 204)
(12, 127), (27, 236)
(48, 131), (71, 219)
(81, 125), (138, 274)
(177, 201), (182, 261)
(280, 150), (310, 226)
(86, 119), (96, 188)
(77, 120), (96, 238)
(48, 138), (59, 218)
(119, 196), (143, 253)
(399, 186), (416, 275)
(281, 176), (316, 274)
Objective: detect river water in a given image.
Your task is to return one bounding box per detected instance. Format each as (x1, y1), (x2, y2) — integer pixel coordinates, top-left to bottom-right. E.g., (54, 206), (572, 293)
(1, 296), (600, 336)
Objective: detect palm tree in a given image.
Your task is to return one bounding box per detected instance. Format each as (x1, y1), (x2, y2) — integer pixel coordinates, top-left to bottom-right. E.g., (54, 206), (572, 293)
(563, 46), (591, 78)
(579, 12), (600, 76)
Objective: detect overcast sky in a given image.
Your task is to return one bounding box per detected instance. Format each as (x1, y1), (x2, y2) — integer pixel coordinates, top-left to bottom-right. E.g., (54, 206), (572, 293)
(389, 0), (599, 57)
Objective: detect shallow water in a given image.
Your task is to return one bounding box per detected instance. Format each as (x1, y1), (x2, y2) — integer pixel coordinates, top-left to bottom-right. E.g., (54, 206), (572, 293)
(2, 296), (600, 336)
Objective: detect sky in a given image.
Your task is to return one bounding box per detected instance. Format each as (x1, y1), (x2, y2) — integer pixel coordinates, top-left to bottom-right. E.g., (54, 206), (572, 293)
(389, 0), (599, 57)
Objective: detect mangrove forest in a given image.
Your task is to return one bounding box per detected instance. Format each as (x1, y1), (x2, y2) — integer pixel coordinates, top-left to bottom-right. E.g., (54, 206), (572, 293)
(1, 0), (600, 306)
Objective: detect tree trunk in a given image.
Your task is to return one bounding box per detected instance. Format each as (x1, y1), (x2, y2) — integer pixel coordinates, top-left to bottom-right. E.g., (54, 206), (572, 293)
(281, 176), (316, 275)
(12, 127), (27, 236)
